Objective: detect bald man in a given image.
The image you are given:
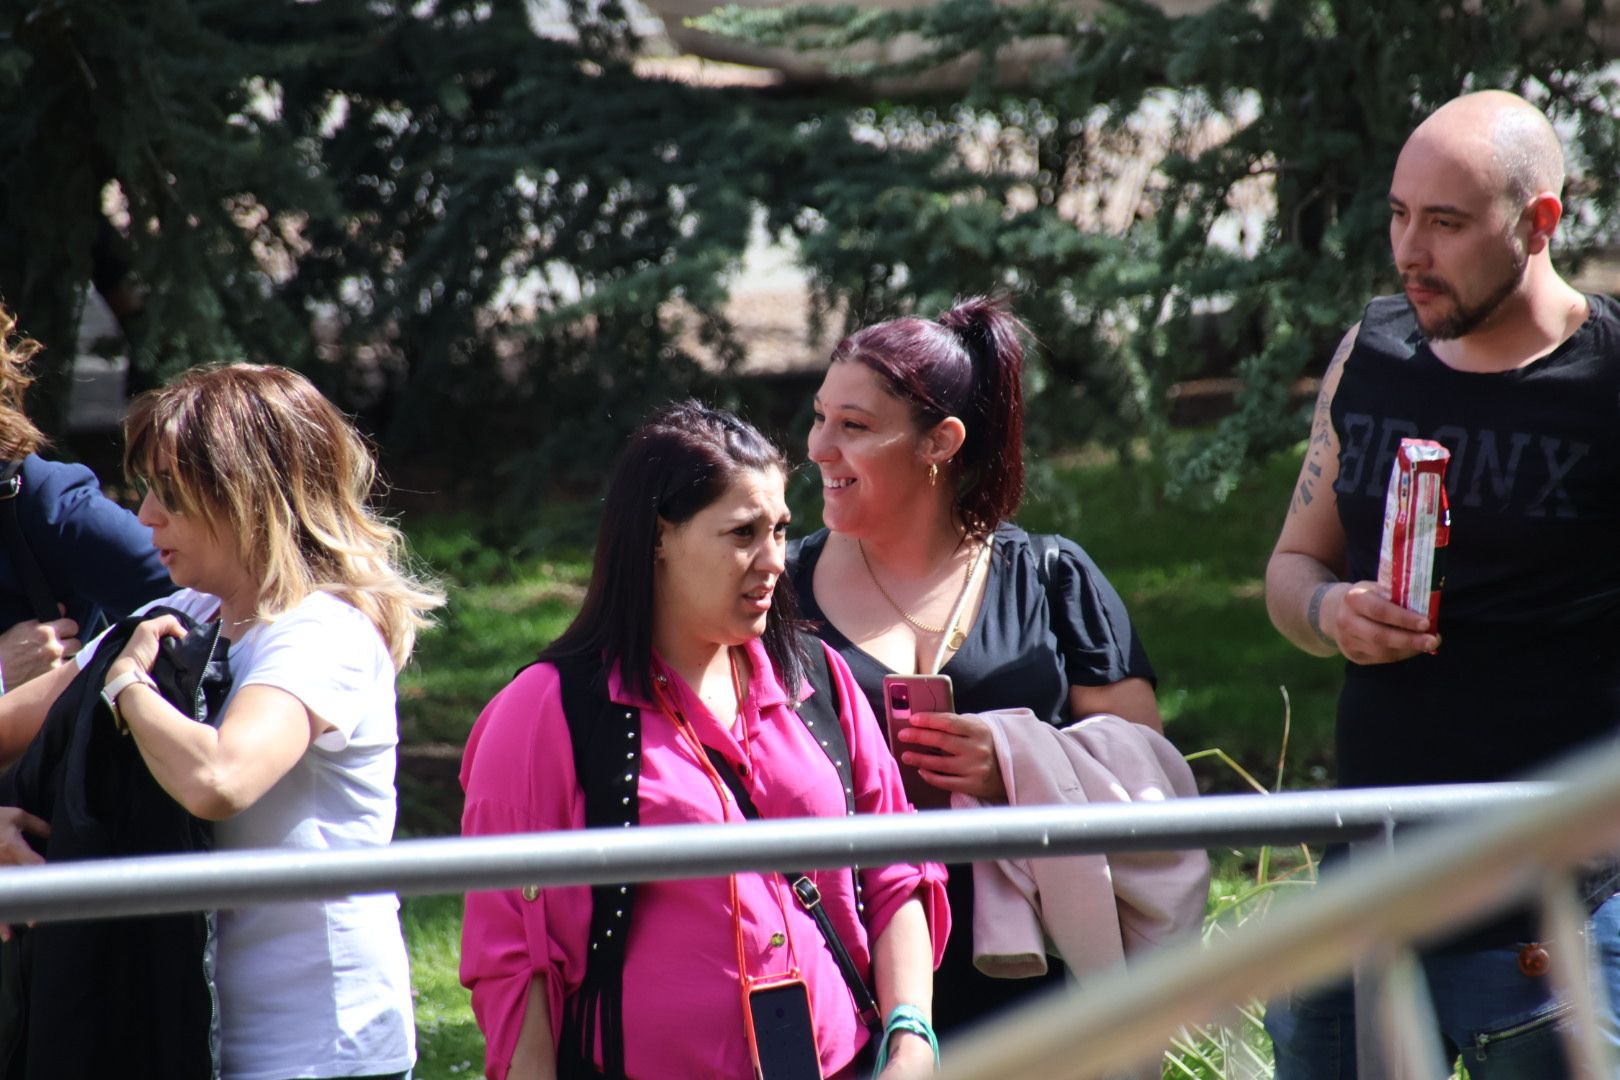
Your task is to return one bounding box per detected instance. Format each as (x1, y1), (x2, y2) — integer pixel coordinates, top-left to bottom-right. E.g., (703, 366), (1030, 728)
(1264, 90), (1620, 1076)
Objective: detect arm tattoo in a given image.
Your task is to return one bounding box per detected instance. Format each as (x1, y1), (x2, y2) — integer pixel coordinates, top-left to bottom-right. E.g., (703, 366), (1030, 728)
(1289, 328), (1357, 516)
(1307, 581), (1337, 647)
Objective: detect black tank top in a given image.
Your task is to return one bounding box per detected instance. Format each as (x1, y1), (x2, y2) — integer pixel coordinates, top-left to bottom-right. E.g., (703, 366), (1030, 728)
(1331, 293), (1620, 788)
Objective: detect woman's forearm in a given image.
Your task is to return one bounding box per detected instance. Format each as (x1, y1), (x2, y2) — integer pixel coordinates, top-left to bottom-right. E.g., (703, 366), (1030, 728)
(115, 675), (315, 820)
(870, 895), (937, 1075)
(114, 674), (241, 818)
(0, 661), (76, 767)
(871, 894), (934, 1021)
(507, 975), (558, 1080)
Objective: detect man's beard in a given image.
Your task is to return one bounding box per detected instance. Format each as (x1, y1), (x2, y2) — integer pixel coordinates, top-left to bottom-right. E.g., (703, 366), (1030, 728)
(1405, 244), (1528, 341)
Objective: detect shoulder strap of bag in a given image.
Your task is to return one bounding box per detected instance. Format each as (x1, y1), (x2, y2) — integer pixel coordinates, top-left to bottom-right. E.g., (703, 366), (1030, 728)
(704, 747), (882, 1035)
(706, 644), (879, 1034)
(1031, 532), (1087, 729)
(0, 461), (61, 623)
(1029, 532), (1073, 649)
(777, 638), (879, 1031)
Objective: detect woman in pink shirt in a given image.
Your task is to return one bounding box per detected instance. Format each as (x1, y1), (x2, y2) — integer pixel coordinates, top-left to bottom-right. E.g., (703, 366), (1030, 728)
(461, 401), (949, 1080)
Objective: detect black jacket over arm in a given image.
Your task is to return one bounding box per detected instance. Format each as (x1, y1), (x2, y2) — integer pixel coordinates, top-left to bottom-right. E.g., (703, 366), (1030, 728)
(0, 607), (231, 1080)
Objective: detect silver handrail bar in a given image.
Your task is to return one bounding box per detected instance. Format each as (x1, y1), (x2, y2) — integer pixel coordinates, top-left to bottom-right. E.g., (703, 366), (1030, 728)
(0, 782), (1549, 924)
(935, 744), (1620, 1080)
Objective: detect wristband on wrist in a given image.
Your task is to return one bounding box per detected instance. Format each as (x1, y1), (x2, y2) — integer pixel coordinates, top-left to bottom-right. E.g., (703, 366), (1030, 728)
(1306, 581), (1337, 647)
(101, 668), (157, 735)
(870, 1004), (939, 1076)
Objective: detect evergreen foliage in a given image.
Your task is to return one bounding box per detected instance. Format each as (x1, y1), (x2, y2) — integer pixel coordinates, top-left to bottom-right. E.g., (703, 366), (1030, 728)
(699, 0), (1620, 496)
(0, 0), (768, 477)
(0, 0), (1022, 501)
(4, 0), (1615, 506)
(0, 0), (334, 426)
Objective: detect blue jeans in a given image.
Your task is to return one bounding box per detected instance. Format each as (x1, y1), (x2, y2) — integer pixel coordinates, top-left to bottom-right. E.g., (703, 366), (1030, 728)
(1265, 894), (1620, 1078)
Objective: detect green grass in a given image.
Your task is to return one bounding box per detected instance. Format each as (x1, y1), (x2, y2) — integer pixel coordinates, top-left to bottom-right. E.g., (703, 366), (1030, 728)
(394, 443), (1347, 1076)
(392, 516), (592, 838)
(399, 515), (591, 746)
(403, 894), (485, 1078)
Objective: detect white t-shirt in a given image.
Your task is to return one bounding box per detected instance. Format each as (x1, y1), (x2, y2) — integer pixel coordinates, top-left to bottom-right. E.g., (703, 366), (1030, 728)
(83, 588), (416, 1080)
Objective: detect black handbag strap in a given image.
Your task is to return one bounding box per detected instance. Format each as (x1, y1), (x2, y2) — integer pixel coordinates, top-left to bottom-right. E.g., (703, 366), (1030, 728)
(0, 460), (60, 623)
(702, 747), (883, 1036)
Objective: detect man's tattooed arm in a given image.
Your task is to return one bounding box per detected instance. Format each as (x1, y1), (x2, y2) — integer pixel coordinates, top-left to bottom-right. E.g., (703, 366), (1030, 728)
(1289, 328), (1357, 516)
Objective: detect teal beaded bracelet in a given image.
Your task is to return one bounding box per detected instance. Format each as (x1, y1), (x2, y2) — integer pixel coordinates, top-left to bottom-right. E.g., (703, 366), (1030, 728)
(870, 1004), (940, 1077)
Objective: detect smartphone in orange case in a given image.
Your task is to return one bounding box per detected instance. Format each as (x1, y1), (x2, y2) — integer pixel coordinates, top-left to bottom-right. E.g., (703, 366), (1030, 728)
(881, 674), (954, 811)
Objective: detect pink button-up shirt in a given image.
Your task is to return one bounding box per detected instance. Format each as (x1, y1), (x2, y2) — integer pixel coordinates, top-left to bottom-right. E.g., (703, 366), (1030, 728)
(460, 638), (949, 1079)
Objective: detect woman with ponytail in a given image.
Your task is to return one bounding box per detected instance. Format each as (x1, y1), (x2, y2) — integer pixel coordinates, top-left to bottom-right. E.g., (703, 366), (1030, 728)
(792, 296), (1184, 1036)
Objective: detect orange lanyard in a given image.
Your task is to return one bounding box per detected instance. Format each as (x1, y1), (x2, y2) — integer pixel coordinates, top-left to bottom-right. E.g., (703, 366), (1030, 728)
(649, 651), (802, 990)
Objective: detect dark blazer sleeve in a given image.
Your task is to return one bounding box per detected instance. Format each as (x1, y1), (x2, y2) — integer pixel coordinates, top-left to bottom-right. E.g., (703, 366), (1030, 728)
(20, 456), (171, 626)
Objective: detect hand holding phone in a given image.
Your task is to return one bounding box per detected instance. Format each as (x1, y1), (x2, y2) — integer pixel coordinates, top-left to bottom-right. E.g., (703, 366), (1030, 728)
(882, 674), (954, 810)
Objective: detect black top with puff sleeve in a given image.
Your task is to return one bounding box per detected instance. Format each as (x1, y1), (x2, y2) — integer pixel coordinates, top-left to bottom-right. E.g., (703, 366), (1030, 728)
(787, 522), (1156, 1033)
(787, 522), (1155, 726)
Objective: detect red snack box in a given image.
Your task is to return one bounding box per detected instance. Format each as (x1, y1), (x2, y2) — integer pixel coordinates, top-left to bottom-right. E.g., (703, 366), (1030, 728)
(1376, 438), (1451, 622)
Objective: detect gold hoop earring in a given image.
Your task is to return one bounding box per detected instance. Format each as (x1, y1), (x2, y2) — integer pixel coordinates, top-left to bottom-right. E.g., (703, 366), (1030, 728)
(927, 462), (939, 487)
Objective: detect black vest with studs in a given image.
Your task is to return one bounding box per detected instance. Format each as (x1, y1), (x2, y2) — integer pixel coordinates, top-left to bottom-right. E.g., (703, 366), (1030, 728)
(549, 636), (850, 1079)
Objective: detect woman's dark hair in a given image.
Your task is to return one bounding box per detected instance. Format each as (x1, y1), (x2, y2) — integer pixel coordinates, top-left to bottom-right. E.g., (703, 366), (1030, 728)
(540, 400), (807, 700)
(830, 295), (1026, 536)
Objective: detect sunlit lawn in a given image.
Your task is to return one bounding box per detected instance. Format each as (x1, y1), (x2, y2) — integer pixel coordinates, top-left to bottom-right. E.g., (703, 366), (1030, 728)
(404, 894), (486, 1078)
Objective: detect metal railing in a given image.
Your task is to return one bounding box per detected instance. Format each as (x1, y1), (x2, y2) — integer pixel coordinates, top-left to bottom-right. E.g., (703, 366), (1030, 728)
(0, 761), (1613, 1078)
(935, 744), (1620, 1080)
(0, 781), (1551, 924)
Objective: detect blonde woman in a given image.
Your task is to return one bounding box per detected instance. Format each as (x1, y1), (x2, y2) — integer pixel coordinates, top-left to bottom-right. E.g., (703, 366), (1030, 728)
(0, 363), (443, 1080)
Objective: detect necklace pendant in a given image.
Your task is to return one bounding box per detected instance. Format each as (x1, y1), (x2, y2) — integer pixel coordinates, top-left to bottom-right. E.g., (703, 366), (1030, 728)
(947, 628), (966, 651)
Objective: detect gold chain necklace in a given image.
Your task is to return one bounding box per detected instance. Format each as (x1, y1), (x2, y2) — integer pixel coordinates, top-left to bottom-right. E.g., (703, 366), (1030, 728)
(857, 538), (981, 650)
